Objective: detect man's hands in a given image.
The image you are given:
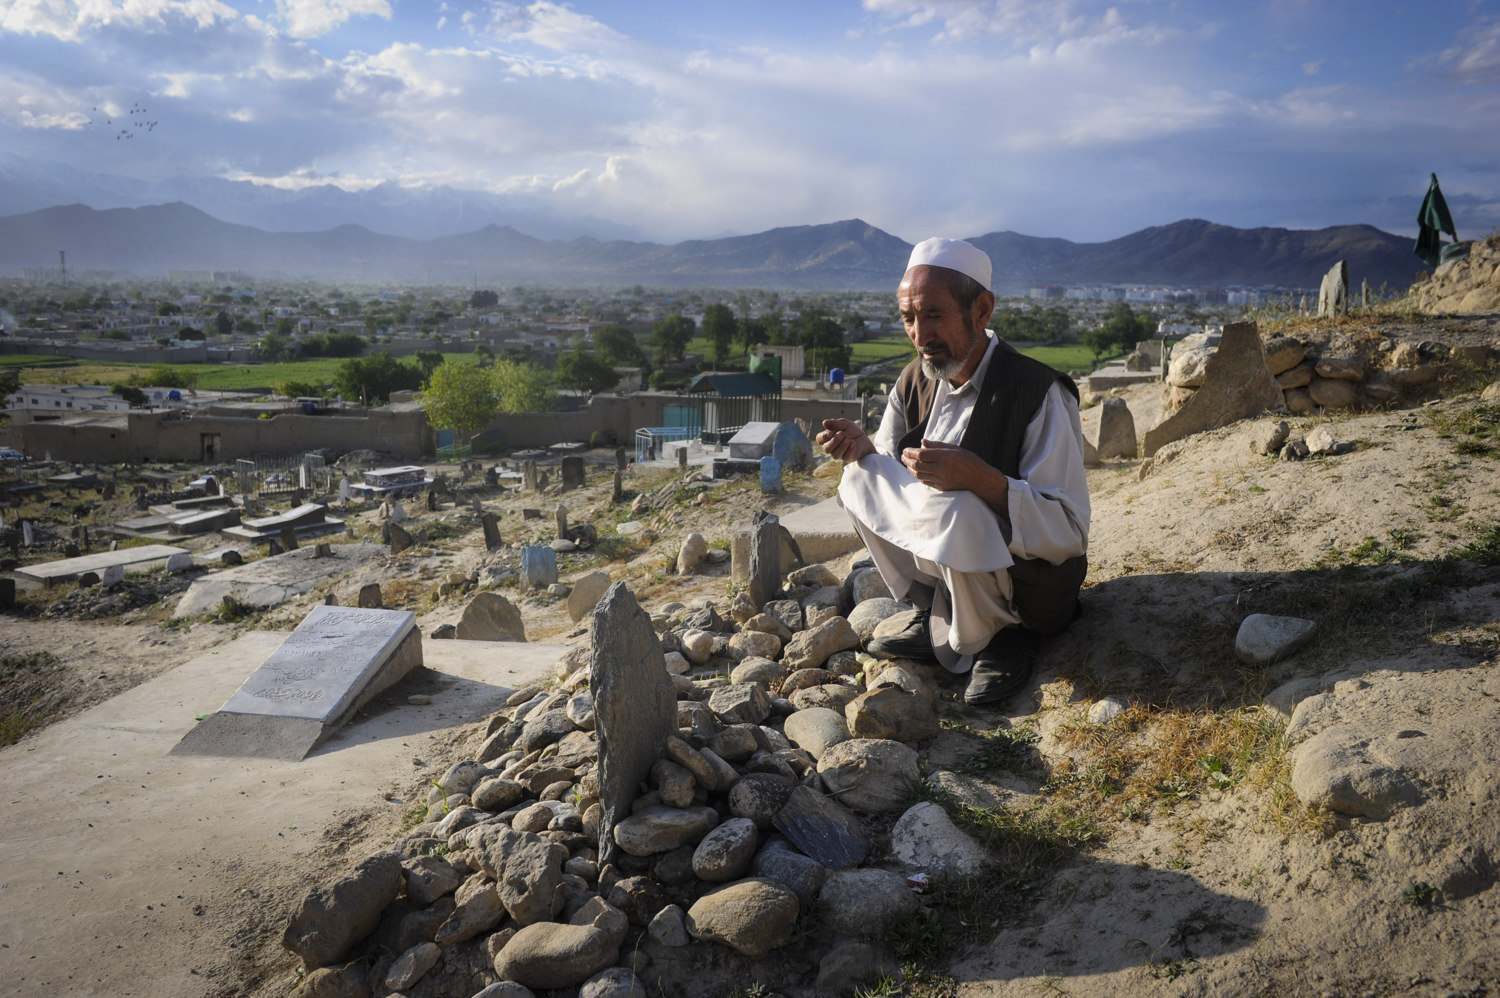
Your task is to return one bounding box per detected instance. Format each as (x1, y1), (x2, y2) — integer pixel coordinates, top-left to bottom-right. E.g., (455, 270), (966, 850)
(816, 418), (875, 463)
(901, 439), (1010, 513)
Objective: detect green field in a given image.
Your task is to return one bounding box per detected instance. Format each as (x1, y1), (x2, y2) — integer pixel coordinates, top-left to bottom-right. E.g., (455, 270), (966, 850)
(11, 352), (480, 393)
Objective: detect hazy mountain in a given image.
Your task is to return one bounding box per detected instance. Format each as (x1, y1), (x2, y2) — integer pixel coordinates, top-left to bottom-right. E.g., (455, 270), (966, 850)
(0, 154), (643, 242)
(0, 201), (1422, 291)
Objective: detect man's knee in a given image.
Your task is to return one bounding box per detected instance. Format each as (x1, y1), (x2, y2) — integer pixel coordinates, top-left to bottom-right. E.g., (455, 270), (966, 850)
(1010, 555), (1087, 636)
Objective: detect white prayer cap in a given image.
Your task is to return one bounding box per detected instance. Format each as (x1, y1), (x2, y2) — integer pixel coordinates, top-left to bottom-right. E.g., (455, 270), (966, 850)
(904, 237), (991, 290)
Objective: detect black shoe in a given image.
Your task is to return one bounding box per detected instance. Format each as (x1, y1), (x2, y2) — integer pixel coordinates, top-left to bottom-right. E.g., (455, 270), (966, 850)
(964, 628), (1040, 706)
(866, 608), (937, 662)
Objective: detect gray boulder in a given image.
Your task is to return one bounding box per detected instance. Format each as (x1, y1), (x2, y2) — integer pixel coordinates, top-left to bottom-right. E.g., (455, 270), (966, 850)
(456, 592), (527, 641)
(493, 922), (622, 990)
(691, 817), (759, 882)
(1235, 613), (1317, 666)
(283, 851), (403, 970)
(889, 802), (988, 875)
(685, 878), (799, 958)
(816, 739), (920, 813)
(612, 805), (720, 856)
(782, 616), (860, 670)
(819, 868), (919, 936)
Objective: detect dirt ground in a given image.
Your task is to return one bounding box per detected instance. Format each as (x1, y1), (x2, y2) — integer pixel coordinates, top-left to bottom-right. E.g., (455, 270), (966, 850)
(3, 319), (1500, 997)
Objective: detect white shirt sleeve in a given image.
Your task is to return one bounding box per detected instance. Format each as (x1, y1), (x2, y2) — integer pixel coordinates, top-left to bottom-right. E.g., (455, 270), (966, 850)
(872, 384), (906, 459)
(1004, 381), (1091, 565)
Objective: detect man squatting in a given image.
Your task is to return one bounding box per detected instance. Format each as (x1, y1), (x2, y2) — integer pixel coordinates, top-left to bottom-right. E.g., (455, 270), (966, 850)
(815, 237), (1091, 705)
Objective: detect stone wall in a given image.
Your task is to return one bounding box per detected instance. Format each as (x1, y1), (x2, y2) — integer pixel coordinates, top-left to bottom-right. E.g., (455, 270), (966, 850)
(1407, 234), (1500, 314)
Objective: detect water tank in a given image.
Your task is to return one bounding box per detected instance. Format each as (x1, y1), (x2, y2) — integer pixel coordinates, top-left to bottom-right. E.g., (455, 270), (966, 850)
(829, 368), (845, 384)
(301, 401), (317, 415)
(167, 389), (182, 401)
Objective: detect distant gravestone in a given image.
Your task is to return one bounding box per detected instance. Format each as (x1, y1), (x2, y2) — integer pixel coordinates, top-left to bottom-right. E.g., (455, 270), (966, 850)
(171, 604), (422, 761)
(221, 549), (244, 567)
(77, 571), (100, 588)
(615, 446), (627, 471)
(427, 490), (439, 512)
(484, 466), (499, 487)
(388, 522), (414, 555)
(455, 591), (527, 641)
(538, 472), (550, 490)
(567, 571), (611, 623)
(749, 511), (783, 609)
(0, 579), (14, 610)
(678, 447), (689, 472)
(590, 582), (677, 866)
(339, 478), (351, 503)
(481, 512), (502, 551)
(166, 552), (194, 573)
(266, 539), (285, 556)
(1094, 397), (1137, 460)
(21, 521), (33, 547)
(102, 482), (116, 501)
(556, 504), (570, 541)
(313, 542), (332, 558)
(101, 565), (124, 586)
(760, 455), (783, 493)
(389, 502), (407, 524)
(521, 545), (559, 589)
(1318, 260), (1349, 318)
(612, 470), (624, 505)
(522, 461), (538, 492)
(561, 456), (586, 491)
(522, 508), (542, 521)
(64, 543), (80, 559)
(357, 583), (383, 609)
(280, 525), (299, 551)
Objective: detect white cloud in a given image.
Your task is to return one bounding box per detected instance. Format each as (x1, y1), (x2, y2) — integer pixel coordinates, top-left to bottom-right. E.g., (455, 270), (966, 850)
(1302, 60), (1323, 75)
(0, 0), (237, 42)
(274, 0), (391, 40)
(1438, 18), (1500, 81)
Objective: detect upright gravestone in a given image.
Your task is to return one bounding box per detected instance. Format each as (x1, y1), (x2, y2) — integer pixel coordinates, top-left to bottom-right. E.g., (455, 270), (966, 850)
(615, 446), (627, 471)
(0, 578), (14, 610)
(555, 504), (569, 541)
(102, 482), (115, 501)
(678, 447), (688, 472)
(455, 591), (527, 641)
(760, 455), (783, 493)
(522, 461), (538, 492)
(771, 422), (814, 472)
(21, 521), (33, 547)
(171, 604), (422, 761)
(1318, 259), (1349, 317)
(484, 466), (499, 487)
(1094, 397), (1138, 460)
(749, 511), (783, 608)
(388, 522), (414, 555)
(357, 583), (383, 608)
(101, 564), (124, 586)
(612, 471), (623, 505)
(560, 456), (586, 491)
(481, 512), (502, 551)
(427, 490), (439, 512)
(280, 525), (299, 551)
(166, 552), (194, 573)
(339, 478), (351, 503)
(521, 545), (559, 589)
(590, 583), (677, 866)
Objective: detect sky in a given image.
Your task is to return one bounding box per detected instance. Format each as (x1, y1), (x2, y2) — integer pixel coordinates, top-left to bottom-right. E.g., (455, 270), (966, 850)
(1, 0), (1499, 244)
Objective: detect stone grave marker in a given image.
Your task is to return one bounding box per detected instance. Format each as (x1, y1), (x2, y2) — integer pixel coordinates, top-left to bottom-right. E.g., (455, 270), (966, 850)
(388, 522), (414, 554)
(612, 470), (623, 504)
(522, 461), (538, 492)
(101, 565), (124, 586)
(590, 582), (677, 865)
(357, 583), (383, 608)
(166, 552), (194, 573)
(760, 455), (783, 493)
(481, 512), (502, 551)
(171, 604), (422, 761)
(678, 447), (689, 472)
(0, 578), (14, 610)
(521, 545), (558, 589)
(560, 456), (586, 491)
(1318, 259), (1349, 317)
(280, 525), (300, 551)
(555, 504), (569, 541)
(566, 571), (611, 622)
(749, 511), (783, 608)
(615, 446), (627, 471)
(522, 508), (541, 520)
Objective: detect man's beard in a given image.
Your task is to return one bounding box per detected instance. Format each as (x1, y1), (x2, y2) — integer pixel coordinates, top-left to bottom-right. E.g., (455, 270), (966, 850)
(920, 322), (984, 381)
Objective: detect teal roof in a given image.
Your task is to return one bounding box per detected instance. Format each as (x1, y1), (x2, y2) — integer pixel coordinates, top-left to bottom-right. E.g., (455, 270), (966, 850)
(687, 372), (779, 396)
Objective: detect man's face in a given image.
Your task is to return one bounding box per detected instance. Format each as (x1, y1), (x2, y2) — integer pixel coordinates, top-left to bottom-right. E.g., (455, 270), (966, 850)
(897, 266), (987, 383)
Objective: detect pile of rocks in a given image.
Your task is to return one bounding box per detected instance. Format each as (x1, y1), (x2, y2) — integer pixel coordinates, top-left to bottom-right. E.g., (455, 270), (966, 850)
(1406, 234), (1500, 314)
(285, 564), (993, 998)
(1168, 329), (1489, 417)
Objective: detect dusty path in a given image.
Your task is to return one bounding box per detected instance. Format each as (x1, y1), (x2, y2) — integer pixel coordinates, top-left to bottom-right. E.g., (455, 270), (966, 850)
(0, 633), (570, 998)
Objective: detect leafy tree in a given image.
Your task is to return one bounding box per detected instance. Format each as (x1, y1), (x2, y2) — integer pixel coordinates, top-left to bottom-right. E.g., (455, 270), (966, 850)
(102, 329), (130, 342)
(215, 310), (233, 338)
(469, 289), (499, 309)
(255, 331), (294, 362)
(1084, 302), (1154, 363)
(474, 342), (495, 367)
(592, 323), (647, 368)
(301, 331), (366, 358)
(334, 352), (423, 405)
(155, 302), (181, 316)
(111, 384), (148, 407)
(128, 365), (198, 389)
(701, 303), (736, 365)
(415, 350), (445, 379)
(556, 347), (620, 395)
(422, 361), (499, 437)
(649, 314), (695, 367)
(235, 315), (260, 334)
(735, 316), (769, 356)
(493, 359), (557, 413)
(793, 310), (851, 372)
(177, 326), (204, 341)
(274, 317), (294, 335)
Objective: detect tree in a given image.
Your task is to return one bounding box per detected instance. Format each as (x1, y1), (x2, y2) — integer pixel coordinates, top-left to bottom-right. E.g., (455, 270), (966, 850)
(111, 384), (148, 407)
(493, 359), (557, 413)
(334, 352), (423, 405)
(414, 350), (445, 379)
(701, 303), (735, 365)
(556, 347), (620, 395)
(469, 289), (499, 309)
(177, 326), (204, 341)
(255, 331), (294, 362)
(474, 342), (495, 367)
(422, 361), (499, 437)
(792, 309), (851, 372)
(734, 316), (768, 356)
(278, 380), (327, 399)
(1085, 302), (1153, 363)
(592, 323), (647, 368)
(649, 314), (695, 367)
(215, 310), (233, 338)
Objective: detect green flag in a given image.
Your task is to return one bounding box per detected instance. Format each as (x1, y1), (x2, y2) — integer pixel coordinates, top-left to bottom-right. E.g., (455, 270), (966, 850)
(1414, 172), (1456, 267)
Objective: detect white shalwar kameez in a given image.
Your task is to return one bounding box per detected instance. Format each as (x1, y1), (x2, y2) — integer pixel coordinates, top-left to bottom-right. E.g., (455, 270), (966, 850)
(837, 333), (1091, 672)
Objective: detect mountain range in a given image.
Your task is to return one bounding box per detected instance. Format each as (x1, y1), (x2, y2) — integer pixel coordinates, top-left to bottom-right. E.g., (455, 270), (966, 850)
(0, 201), (1424, 292)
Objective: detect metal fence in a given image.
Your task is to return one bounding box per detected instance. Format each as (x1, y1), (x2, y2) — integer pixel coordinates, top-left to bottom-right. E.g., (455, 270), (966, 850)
(234, 453), (332, 496)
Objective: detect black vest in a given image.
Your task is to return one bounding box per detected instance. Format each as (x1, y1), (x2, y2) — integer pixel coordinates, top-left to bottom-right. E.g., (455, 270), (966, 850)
(893, 338), (1086, 635)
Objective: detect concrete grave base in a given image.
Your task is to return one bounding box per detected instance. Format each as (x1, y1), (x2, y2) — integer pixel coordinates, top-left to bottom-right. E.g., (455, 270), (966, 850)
(172, 606), (423, 761)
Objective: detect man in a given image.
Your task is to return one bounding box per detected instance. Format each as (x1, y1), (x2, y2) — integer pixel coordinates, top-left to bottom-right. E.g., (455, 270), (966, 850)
(816, 237), (1089, 705)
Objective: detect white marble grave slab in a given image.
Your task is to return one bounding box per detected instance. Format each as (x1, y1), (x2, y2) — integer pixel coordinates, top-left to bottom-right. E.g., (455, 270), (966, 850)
(728, 421), (781, 459)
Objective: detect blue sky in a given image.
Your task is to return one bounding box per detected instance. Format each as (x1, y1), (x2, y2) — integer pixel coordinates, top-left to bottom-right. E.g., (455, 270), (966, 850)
(1, 0), (1498, 243)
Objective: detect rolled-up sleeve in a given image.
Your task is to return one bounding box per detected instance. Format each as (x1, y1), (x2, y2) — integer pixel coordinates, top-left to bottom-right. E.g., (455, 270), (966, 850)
(1004, 382), (1091, 565)
(872, 384), (906, 459)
